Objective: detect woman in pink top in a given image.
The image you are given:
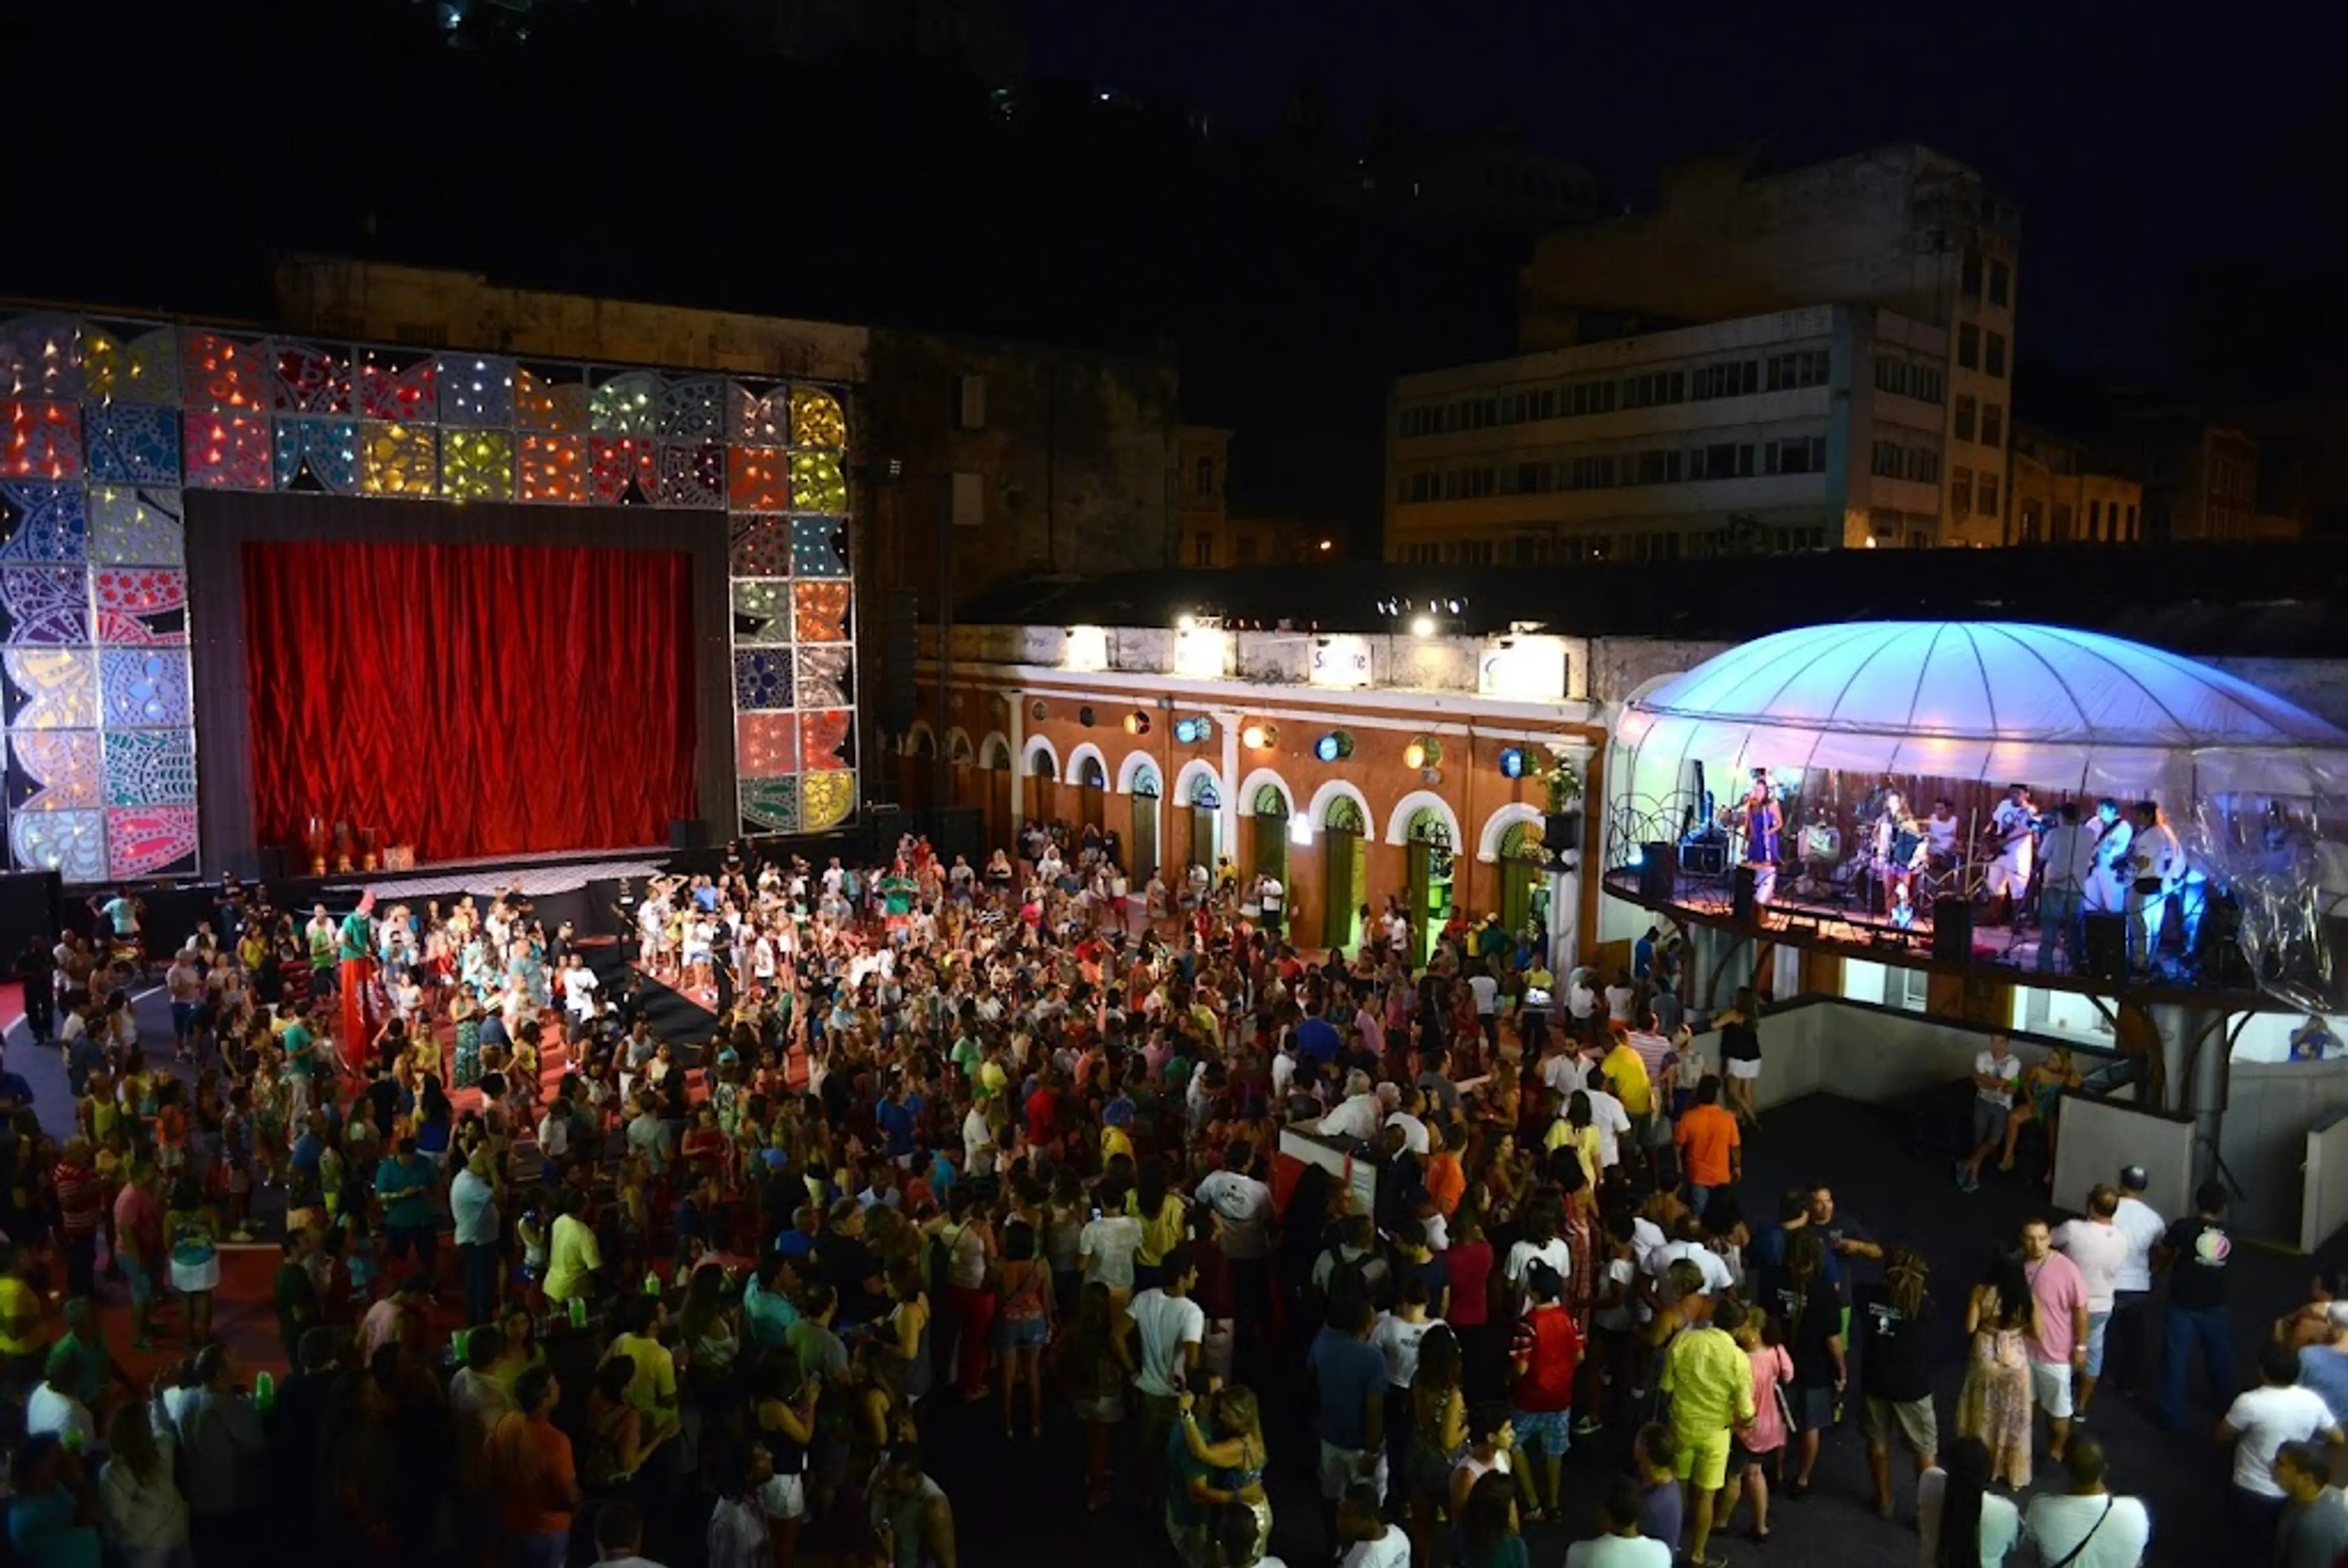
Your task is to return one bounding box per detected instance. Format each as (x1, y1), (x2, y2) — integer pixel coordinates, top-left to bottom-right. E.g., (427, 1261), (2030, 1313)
(1446, 1208), (1497, 1396)
(1723, 1304), (1794, 1544)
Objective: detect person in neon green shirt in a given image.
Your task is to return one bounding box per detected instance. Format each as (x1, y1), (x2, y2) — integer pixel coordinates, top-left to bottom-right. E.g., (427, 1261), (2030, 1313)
(1661, 1284), (1756, 1566)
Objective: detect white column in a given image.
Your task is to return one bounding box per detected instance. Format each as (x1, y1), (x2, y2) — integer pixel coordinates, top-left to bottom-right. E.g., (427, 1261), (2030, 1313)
(1216, 709), (1242, 864)
(1549, 859), (1581, 974)
(1006, 698), (1026, 822)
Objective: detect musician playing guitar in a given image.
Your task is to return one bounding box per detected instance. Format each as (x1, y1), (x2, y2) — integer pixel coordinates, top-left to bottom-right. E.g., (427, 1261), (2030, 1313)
(1870, 791), (1928, 916)
(2127, 798), (2187, 972)
(1982, 782), (2036, 927)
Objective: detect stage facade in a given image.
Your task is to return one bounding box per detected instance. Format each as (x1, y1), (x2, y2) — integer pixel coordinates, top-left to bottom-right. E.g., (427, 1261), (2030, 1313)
(0, 310), (861, 882)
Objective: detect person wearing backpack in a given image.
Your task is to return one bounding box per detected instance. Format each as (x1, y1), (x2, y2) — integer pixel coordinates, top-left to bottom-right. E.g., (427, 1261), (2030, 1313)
(1312, 1213), (1390, 1327)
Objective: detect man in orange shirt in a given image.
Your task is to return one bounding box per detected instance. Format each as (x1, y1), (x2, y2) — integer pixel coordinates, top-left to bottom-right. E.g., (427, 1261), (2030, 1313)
(489, 1366), (578, 1568)
(1674, 1075), (1742, 1218)
(1424, 1122), (1468, 1218)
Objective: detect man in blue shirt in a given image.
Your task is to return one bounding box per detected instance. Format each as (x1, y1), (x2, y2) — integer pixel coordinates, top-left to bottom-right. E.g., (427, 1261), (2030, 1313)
(374, 1137), (438, 1277)
(1294, 1002), (1343, 1070)
(1308, 1297), (1390, 1528)
(876, 1080), (923, 1166)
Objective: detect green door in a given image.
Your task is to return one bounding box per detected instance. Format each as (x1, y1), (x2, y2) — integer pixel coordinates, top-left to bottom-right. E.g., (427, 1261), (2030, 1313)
(1323, 796), (1367, 953)
(1406, 808), (1454, 970)
(1499, 820), (1548, 935)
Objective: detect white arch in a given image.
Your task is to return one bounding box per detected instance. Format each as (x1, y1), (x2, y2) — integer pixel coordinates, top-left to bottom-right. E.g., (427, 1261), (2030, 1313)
(1115, 750), (1161, 794)
(1236, 767), (1296, 816)
(1066, 741), (1111, 789)
(1383, 788), (1463, 848)
(978, 730), (1013, 769)
(946, 726), (975, 764)
(1022, 734), (1060, 778)
(1307, 778), (1375, 831)
(906, 720), (939, 757)
(1173, 757), (1224, 808)
(1476, 801), (1547, 864)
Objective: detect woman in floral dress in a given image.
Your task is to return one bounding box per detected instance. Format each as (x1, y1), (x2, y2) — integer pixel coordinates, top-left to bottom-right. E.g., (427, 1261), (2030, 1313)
(1955, 1250), (2040, 1489)
(451, 985), (484, 1089)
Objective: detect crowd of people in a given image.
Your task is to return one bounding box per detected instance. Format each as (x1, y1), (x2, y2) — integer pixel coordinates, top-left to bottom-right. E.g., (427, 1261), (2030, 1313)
(0, 818), (2315, 1568)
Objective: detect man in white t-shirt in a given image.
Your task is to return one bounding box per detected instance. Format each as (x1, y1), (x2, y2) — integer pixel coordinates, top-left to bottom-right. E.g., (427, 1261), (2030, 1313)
(2053, 1185), (2135, 1418)
(1564, 1472), (1674, 1567)
(1582, 1075), (1634, 1171)
(2221, 1342), (2343, 1537)
(2108, 1166), (2166, 1394)
(1958, 1034), (2023, 1193)
(1197, 1150), (1275, 1339)
(1122, 1246), (1206, 1495)
(2021, 1435), (2151, 1568)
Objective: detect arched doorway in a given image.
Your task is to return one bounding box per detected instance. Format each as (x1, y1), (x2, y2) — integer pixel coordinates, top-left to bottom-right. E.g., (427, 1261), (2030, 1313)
(979, 734), (1014, 853)
(1129, 763), (1161, 882)
(1497, 819), (1551, 940)
(1322, 795), (1367, 954)
(1406, 806), (1456, 970)
(1189, 773), (1222, 872)
(904, 727), (938, 814)
(1250, 784), (1290, 930)
(1025, 745), (1058, 828)
(1076, 754), (1107, 833)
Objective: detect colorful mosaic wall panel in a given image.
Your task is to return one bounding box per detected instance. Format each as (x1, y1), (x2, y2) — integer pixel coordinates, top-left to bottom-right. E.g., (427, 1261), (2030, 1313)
(0, 308), (859, 874)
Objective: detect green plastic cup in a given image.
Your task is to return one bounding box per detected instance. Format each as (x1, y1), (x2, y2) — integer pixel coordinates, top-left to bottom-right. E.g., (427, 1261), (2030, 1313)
(254, 1370), (275, 1412)
(569, 1296), (587, 1328)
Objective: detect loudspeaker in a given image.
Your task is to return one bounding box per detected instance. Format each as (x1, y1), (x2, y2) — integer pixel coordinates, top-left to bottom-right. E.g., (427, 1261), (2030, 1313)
(880, 587), (919, 735)
(930, 806), (983, 866)
(2083, 911), (2127, 982)
(1932, 897), (1973, 964)
(668, 818), (710, 850)
(1732, 864), (1758, 921)
(1637, 842), (1677, 903)
(1680, 839), (1727, 877)
(862, 802), (904, 859)
(1545, 812), (1582, 854)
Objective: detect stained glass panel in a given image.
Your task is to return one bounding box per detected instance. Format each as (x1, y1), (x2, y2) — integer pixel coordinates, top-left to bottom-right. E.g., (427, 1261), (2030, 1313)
(791, 516), (848, 578)
(739, 776), (800, 834)
(731, 580), (791, 645)
(0, 315), (83, 400)
(792, 580), (850, 642)
(12, 809), (105, 880)
(102, 726), (198, 805)
(727, 447), (788, 512)
(180, 331), (268, 411)
(438, 355), (515, 427)
(791, 386), (847, 449)
(4, 648), (97, 729)
(789, 451), (847, 513)
(13, 729), (101, 811)
(273, 419), (362, 493)
(182, 413), (271, 490)
(735, 712), (797, 775)
(88, 487), (183, 567)
(586, 438), (656, 505)
(0, 483), (87, 564)
(272, 342), (353, 414)
(515, 366), (589, 433)
(519, 435), (588, 503)
(81, 323), (176, 406)
(801, 771), (855, 831)
(729, 383), (789, 446)
(440, 429), (515, 501)
(797, 646), (852, 709)
(799, 708), (852, 773)
(358, 350), (437, 421)
(728, 515), (791, 577)
(100, 647), (191, 726)
(105, 804), (198, 879)
(654, 443), (723, 509)
(731, 649), (792, 710)
(93, 568), (187, 644)
(590, 371), (659, 436)
(659, 378), (724, 443)
(360, 422), (436, 496)
(83, 405), (179, 485)
(1, 570), (90, 645)
(2, 400), (83, 481)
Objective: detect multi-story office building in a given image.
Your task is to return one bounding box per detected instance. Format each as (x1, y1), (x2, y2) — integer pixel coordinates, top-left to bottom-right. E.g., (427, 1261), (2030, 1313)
(1510, 144), (2020, 548)
(1384, 304), (1954, 563)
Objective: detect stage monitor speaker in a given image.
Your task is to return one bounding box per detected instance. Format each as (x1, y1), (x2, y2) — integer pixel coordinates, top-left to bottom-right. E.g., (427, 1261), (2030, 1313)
(1545, 812), (1582, 855)
(2082, 911), (2127, 982)
(1732, 864), (1760, 922)
(669, 818), (710, 850)
(1932, 897), (1973, 964)
(1637, 842), (1677, 904)
(1680, 838), (1727, 878)
(880, 587), (919, 735)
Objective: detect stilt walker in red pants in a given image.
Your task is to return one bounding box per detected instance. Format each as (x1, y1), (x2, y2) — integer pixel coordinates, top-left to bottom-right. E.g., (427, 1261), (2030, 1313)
(338, 889), (380, 1067)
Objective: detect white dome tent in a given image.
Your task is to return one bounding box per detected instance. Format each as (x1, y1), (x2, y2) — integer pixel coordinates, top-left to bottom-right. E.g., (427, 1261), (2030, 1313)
(1614, 620), (2348, 808)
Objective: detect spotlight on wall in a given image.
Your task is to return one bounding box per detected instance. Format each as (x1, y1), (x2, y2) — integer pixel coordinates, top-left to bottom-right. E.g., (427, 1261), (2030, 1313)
(1241, 722), (1279, 750)
(1177, 613), (1199, 631)
(1402, 735), (1444, 770)
(1409, 614), (1437, 638)
(1499, 746), (1527, 779)
(1315, 729), (1355, 763)
(1124, 711), (1151, 735)
(1173, 716), (1211, 744)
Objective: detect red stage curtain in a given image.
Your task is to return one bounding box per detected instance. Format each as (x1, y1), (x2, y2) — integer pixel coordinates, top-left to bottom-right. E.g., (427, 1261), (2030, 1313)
(242, 539), (697, 860)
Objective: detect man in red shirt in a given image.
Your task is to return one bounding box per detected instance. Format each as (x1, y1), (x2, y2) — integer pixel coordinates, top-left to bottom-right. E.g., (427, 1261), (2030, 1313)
(1510, 1258), (1582, 1522)
(112, 1158), (163, 1350)
(53, 1138), (104, 1300)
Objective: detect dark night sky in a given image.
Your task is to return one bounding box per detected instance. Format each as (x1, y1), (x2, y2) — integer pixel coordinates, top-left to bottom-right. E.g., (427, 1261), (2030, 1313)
(1019, 0), (2345, 374)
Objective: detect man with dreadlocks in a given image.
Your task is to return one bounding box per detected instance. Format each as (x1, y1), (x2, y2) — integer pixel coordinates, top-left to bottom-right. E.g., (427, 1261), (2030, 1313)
(1855, 1245), (1940, 1522)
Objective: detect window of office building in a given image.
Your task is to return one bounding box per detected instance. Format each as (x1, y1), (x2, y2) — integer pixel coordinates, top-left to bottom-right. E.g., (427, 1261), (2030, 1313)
(1513, 536), (1549, 565)
(1192, 532), (1214, 565)
(1952, 466), (1973, 515)
(1766, 435), (1828, 474)
(1634, 449), (1683, 485)
(1981, 405), (2004, 448)
(1979, 476), (2000, 517)
(1962, 251), (1983, 298)
(1622, 370), (1686, 410)
(1986, 333), (2007, 378)
(1954, 395), (1977, 443)
(1871, 439), (1903, 478)
(1568, 454), (1615, 490)
(1906, 447), (1941, 485)
(2088, 498), (2102, 539)
(1566, 379), (1617, 418)
(1194, 456), (1214, 496)
(1693, 359), (1760, 400)
(1694, 443), (1755, 480)
(1989, 260), (2011, 307)
(1958, 323), (1979, 370)
(1771, 350), (1832, 391)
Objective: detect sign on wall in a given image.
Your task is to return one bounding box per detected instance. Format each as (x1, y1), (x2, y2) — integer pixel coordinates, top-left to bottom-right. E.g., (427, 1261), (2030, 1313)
(1310, 634), (1372, 690)
(1480, 636), (1569, 702)
(1173, 627), (1233, 679)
